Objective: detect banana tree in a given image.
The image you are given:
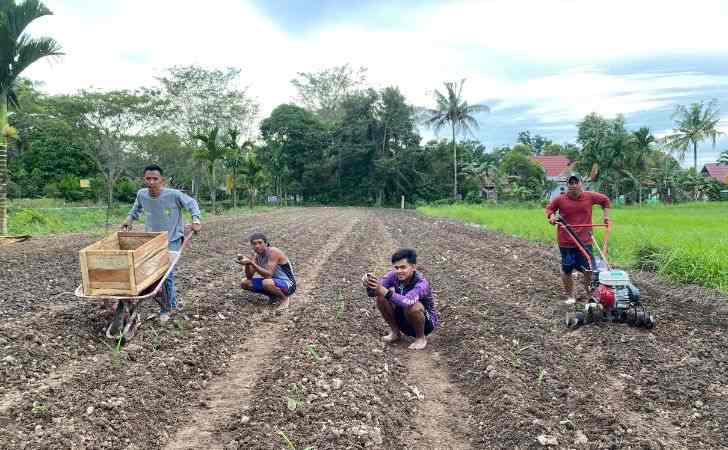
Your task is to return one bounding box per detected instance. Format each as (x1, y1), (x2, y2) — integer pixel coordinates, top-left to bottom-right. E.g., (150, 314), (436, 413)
(0, 0), (62, 234)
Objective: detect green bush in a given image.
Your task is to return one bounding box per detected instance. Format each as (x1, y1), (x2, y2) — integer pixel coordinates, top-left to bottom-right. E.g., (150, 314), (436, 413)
(13, 208), (50, 226)
(464, 191), (482, 204)
(114, 177), (139, 203)
(43, 182), (61, 198)
(58, 176), (88, 202)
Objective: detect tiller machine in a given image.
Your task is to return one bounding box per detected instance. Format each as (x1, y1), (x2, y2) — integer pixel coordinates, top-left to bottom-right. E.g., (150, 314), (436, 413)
(556, 218), (655, 329)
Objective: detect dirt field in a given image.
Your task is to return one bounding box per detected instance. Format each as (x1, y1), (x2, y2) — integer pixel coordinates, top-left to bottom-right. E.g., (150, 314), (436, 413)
(1, 208), (726, 449)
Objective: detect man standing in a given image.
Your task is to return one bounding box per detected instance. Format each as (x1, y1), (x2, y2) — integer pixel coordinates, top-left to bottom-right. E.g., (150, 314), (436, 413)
(121, 164), (201, 321)
(364, 248), (438, 350)
(545, 175), (610, 304)
(239, 232), (296, 309)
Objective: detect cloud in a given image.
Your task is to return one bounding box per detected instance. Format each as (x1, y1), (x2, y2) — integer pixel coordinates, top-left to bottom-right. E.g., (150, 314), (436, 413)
(19, 0), (728, 167)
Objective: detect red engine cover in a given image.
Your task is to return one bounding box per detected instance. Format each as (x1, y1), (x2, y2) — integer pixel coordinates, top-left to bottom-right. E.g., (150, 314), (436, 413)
(596, 284), (615, 308)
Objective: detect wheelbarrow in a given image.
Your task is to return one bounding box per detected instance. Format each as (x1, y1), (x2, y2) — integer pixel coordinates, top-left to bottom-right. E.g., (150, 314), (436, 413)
(74, 231), (193, 342)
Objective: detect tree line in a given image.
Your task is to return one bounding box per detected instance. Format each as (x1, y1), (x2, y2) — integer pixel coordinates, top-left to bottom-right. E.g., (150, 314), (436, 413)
(2, 0), (727, 237)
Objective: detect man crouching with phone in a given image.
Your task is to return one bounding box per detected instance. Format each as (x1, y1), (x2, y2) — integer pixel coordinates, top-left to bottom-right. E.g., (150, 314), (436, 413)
(362, 248), (439, 350)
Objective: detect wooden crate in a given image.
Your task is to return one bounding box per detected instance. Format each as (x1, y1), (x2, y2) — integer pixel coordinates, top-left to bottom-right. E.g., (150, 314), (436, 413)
(79, 232), (170, 296)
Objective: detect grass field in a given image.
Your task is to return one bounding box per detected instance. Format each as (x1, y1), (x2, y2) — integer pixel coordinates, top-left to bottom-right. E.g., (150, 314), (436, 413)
(7, 198), (271, 236)
(419, 202), (728, 292)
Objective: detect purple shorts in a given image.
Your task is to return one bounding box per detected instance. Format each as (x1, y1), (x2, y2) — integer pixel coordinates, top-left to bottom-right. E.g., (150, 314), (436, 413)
(246, 278), (292, 296)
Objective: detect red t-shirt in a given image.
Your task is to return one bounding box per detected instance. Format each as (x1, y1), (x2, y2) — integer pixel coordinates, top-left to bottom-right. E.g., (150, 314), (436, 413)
(545, 191), (610, 247)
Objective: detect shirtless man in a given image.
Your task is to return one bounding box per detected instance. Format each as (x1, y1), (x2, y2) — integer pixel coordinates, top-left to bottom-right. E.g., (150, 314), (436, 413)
(239, 232), (296, 309)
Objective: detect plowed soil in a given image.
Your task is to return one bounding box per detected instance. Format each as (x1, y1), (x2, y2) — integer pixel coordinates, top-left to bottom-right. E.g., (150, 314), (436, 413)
(1, 208), (726, 449)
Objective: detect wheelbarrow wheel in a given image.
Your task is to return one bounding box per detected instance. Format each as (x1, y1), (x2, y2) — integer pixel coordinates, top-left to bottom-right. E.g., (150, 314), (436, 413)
(121, 309), (140, 342)
(108, 301), (126, 338)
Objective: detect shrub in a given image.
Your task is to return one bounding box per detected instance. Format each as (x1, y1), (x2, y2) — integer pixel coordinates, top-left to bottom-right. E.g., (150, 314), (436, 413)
(634, 244), (664, 272)
(13, 208), (48, 226)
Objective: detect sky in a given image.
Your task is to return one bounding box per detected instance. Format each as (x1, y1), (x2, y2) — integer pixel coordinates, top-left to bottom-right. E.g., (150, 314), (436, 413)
(23, 0), (728, 167)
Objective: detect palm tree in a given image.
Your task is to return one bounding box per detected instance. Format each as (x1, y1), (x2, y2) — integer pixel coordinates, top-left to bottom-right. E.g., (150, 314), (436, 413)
(423, 79), (489, 199)
(193, 127), (229, 214)
(223, 135), (253, 210)
(663, 100), (723, 172)
(240, 150), (267, 209)
(623, 127), (656, 203)
(0, 0), (62, 235)
(718, 150), (728, 165)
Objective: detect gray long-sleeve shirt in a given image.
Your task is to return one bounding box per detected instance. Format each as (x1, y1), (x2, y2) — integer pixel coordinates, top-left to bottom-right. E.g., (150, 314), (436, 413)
(127, 188), (201, 243)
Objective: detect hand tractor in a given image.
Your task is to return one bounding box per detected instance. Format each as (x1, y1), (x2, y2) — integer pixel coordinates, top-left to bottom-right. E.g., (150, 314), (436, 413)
(556, 217), (656, 329)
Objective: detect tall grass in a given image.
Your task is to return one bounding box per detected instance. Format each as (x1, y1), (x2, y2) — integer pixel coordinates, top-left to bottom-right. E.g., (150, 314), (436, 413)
(419, 202), (728, 292)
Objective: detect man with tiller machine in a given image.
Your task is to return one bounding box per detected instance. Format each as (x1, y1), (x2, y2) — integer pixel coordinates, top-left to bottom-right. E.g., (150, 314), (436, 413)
(546, 175), (655, 328)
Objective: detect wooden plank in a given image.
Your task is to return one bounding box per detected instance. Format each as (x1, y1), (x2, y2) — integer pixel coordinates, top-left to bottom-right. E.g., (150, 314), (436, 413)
(79, 251), (91, 295)
(86, 254), (130, 270)
(128, 252), (137, 294)
(135, 250), (170, 292)
(88, 269), (130, 283)
(133, 232), (168, 263)
(135, 263), (169, 293)
(89, 281), (132, 290)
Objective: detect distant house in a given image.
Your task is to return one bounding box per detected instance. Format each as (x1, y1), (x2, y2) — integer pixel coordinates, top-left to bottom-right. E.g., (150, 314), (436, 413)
(530, 155), (574, 199)
(701, 163), (728, 184)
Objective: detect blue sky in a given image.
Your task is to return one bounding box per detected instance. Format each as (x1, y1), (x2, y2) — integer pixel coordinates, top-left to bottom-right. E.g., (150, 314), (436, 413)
(24, 0), (728, 167)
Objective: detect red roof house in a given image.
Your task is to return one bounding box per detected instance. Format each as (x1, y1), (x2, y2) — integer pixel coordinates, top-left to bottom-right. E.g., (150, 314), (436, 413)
(701, 163), (728, 184)
(530, 155), (573, 179)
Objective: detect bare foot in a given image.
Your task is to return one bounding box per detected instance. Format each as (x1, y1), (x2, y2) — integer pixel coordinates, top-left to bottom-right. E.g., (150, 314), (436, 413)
(409, 337), (427, 350)
(277, 298), (290, 310)
(381, 331), (401, 343)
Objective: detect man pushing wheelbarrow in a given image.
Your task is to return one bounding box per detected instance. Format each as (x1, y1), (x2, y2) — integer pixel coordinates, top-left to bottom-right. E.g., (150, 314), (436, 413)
(121, 164), (202, 322)
(75, 164), (201, 343)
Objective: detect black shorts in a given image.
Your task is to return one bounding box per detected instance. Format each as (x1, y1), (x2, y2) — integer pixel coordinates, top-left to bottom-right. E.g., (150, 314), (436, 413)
(559, 245), (595, 274)
(394, 306), (435, 337)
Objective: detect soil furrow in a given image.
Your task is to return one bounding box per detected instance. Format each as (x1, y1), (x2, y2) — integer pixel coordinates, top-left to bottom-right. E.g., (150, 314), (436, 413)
(163, 212), (359, 450)
(371, 213), (472, 449)
(0, 208), (347, 448)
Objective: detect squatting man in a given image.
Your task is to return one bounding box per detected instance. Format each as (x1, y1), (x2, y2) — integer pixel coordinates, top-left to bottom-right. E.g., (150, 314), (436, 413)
(363, 248), (439, 350)
(238, 232), (297, 309)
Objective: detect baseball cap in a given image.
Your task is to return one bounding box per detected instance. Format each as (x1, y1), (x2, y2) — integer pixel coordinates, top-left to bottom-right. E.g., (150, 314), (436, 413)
(567, 175), (581, 183)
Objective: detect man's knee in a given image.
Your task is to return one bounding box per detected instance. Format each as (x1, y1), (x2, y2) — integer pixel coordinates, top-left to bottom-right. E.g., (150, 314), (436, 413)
(241, 279), (253, 290)
(404, 302), (425, 318)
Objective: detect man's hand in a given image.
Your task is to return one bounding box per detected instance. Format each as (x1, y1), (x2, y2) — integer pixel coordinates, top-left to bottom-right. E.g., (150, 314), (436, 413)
(121, 221), (132, 231)
(548, 214), (557, 225)
(239, 256), (254, 266)
(603, 217), (611, 225)
(185, 223), (202, 234)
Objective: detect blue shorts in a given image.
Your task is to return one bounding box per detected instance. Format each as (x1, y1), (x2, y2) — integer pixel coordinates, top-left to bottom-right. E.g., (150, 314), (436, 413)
(247, 278), (294, 296)
(560, 245), (595, 274)
(394, 306), (435, 338)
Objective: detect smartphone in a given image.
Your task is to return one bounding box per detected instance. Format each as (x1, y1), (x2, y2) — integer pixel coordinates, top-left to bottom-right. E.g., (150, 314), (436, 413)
(365, 273), (376, 297)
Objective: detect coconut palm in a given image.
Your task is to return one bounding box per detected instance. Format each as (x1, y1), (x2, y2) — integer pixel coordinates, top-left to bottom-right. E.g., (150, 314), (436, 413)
(718, 150), (728, 165)
(423, 79), (489, 199)
(663, 100), (723, 172)
(0, 0), (62, 234)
